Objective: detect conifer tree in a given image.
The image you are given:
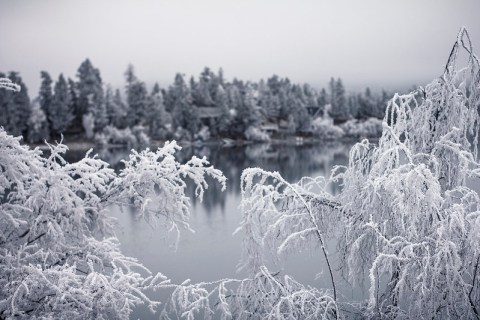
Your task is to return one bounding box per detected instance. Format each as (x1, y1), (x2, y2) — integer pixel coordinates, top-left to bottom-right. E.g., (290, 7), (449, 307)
(38, 71), (53, 133)
(170, 73), (199, 136)
(49, 74), (74, 136)
(124, 64), (148, 127)
(213, 84), (230, 136)
(146, 83), (171, 138)
(76, 59), (104, 132)
(1, 72), (31, 137)
(329, 78), (349, 123)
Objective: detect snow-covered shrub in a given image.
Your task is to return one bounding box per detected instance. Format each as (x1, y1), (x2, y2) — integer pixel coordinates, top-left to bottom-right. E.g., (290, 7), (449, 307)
(311, 117), (345, 141)
(173, 126), (193, 141)
(340, 117), (383, 139)
(194, 126), (211, 142)
(94, 125), (150, 149)
(131, 125), (150, 148)
(244, 125), (270, 142)
(0, 125), (226, 319)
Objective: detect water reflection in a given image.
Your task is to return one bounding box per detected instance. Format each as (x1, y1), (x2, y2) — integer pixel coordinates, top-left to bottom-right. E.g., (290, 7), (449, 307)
(176, 142), (351, 214)
(65, 141), (354, 319)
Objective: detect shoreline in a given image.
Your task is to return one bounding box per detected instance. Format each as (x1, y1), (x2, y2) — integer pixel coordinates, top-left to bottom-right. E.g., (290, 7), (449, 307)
(29, 135), (380, 152)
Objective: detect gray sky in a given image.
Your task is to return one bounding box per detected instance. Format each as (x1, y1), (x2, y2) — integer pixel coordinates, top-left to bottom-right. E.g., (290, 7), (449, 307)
(1, 0), (479, 96)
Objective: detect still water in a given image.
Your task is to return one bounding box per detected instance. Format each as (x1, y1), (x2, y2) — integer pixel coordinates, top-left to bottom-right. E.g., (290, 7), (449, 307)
(71, 141), (360, 318)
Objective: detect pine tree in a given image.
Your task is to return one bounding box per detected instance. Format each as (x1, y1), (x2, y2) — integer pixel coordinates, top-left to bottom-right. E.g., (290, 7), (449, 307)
(146, 83), (171, 138)
(329, 78), (349, 123)
(170, 73), (199, 136)
(263, 91), (280, 121)
(76, 59), (104, 133)
(124, 64), (148, 127)
(235, 84), (260, 137)
(0, 72), (10, 132)
(49, 74), (74, 136)
(39, 71), (53, 133)
(213, 84), (230, 136)
(105, 86), (127, 128)
(1, 72), (31, 137)
(192, 67), (215, 107)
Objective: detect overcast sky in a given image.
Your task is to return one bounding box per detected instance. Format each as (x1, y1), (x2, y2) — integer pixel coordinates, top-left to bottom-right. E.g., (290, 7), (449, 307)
(1, 0), (479, 96)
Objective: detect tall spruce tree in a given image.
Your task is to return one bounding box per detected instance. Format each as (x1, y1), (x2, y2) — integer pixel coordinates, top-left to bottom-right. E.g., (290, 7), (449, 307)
(76, 59), (104, 133)
(146, 83), (171, 138)
(212, 84), (230, 136)
(39, 71), (53, 133)
(105, 86), (127, 128)
(124, 64), (148, 127)
(170, 73), (199, 136)
(328, 77), (349, 123)
(49, 74), (74, 136)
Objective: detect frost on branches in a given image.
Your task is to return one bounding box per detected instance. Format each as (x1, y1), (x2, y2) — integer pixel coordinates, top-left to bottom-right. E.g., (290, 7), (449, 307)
(0, 78), (21, 92)
(0, 127), (225, 318)
(338, 27), (480, 319)
(238, 27), (480, 319)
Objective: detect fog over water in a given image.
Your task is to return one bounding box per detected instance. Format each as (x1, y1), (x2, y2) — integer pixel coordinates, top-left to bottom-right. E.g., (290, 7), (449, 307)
(1, 0), (480, 95)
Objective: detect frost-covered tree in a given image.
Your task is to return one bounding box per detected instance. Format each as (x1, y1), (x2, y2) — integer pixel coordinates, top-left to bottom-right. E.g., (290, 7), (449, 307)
(0, 114), (226, 319)
(125, 64), (148, 127)
(38, 71), (53, 132)
(0, 72), (31, 137)
(213, 84), (231, 136)
(192, 67), (215, 107)
(105, 86), (127, 129)
(231, 28), (480, 319)
(76, 59), (104, 133)
(146, 83), (171, 139)
(0, 77), (21, 92)
(27, 98), (49, 143)
(229, 84), (260, 138)
(329, 77), (349, 123)
(336, 28), (480, 319)
(169, 73), (200, 137)
(263, 91), (281, 121)
(49, 74), (74, 136)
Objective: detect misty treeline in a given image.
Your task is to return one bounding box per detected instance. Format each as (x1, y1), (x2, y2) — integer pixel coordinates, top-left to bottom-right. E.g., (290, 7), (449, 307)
(0, 62), (390, 146)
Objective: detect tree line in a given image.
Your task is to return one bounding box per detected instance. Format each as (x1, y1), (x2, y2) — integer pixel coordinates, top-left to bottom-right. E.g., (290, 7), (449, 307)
(1, 60), (392, 144)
